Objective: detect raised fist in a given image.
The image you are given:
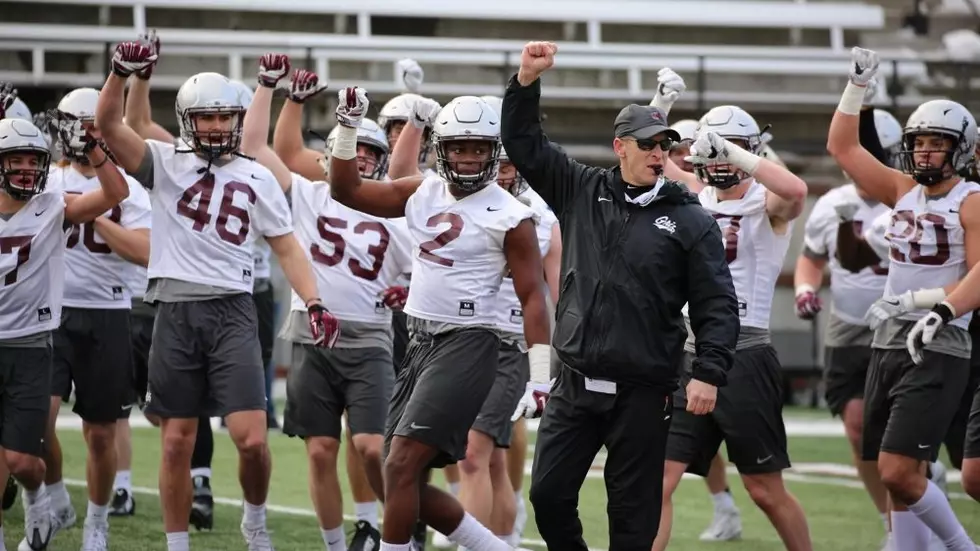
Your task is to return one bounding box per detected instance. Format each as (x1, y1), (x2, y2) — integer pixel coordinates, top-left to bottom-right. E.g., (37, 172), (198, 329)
(849, 47), (879, 87)
(519, 41), (558, 82)
(135, 30), (161, 80)
(111, 40), (158, 78)
(53, 111), (97, 157)
(0, 82), (16, 120)
(410, 97), (441, 129)
(336, 87), (369, 129)
(258, 53), (291, 89)
(686, 131), (730, 166)
(395, 59), (424, 94)
(650, 68), (686, 115)
(289, 69), (328, 103)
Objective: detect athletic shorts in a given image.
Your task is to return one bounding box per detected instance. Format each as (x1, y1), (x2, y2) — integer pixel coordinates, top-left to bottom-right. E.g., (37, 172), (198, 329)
(823, 345), (873, 417)
(0, 345), (52, 456)
(472, 341), (530, 448)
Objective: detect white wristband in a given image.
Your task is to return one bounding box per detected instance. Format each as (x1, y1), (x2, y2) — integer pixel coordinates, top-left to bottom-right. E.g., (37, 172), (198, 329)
(795, 284), (815, 297)
(331, 125), (358, 161)
(912, 288), (947, 309)
(837, 82), (867, 116)
(725, 141), (761, 175)
(528, 344), (551, 384)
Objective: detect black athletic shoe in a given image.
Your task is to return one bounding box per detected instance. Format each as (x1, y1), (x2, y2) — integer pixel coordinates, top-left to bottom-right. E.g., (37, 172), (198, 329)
(108, 488), (136, 516)
(2, 476), (17, 511)
(189, 476), (214, 531)
(348, 520), (381, 551)
(412, 520), (428, 550)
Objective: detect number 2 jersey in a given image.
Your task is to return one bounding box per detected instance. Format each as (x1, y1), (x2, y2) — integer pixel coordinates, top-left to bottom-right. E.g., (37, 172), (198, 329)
(684, 180), (791, 350)
(48, 165), (152, 309)
(803, 183), (889, 346)
(404, 174), (539, 327)
(874, 179), (980, 358)
(134, 139), (293, 299)
(0, 189), (67, 340)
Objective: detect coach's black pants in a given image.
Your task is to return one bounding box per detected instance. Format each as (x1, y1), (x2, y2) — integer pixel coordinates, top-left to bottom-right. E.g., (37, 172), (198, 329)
(530, 365), (672, 551)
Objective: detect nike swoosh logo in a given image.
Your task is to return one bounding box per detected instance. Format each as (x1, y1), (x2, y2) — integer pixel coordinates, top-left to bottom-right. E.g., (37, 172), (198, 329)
(486, 207), (501, 212)
(409, 422), (430, 430)
(34, 210), (46, 216)
(598, 197), (612, 202)
(884, 299), (899, 306)
(756, 455), (773, 464)
(918, 444), (930, 449)
(251, 174), (261, 180)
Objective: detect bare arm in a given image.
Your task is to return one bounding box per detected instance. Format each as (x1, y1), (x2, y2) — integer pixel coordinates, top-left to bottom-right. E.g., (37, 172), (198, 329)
(273, 99), (327, 183)
(329, 125), (420, 218)
(794, 252), (827, 292)
(758, 159), (808, 222)
(243, 85), (293, 192)
(96, 73), (149, 175)
(387, 121), (424, 179)
(544, 223), (562, 305)
(505, 219), (550, 347)
(124, 76), (174, 143)
(64, 148), (131, 224)
(267, 232), (319, 304)
(91, 221), (149, 266)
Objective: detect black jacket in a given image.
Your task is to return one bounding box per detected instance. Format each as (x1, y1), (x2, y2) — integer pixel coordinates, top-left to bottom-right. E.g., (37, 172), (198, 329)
(501, 75), (738, 390)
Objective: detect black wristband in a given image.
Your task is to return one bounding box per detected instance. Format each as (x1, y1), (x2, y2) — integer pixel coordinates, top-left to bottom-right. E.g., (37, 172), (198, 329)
(933, 302), (955, 324)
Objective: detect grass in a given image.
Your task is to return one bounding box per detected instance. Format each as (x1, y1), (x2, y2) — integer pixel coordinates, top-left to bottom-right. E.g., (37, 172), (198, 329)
(2, 415), (977, 550)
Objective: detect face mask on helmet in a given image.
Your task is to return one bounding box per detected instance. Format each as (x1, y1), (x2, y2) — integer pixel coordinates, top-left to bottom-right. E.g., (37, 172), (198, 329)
(356, 143), (389, 180)
(496, 154), (527, 196)
(693, 138), (751, 190)
(176, 73), (246, 159)
(0, 119), (51, 201)
(436, 139), (501, 192)
(899, 132), (958, 186)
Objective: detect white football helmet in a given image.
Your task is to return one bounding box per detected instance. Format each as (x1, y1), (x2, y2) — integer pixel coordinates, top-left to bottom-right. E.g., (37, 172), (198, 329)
(695, 105), (764, 189)
(325, 118), (390, 180)
(433, 96), (501, 192)
(175, 72), (246, 158)
(57, 87), (101, 162)
(670, 119), (699, 143)
(5, 97), (32, 121)
(899, 99), (977, 186)
(0, 118), (51, 200)
(873, 109), (903, 169)
(479, 95), (503, 117)
(230, 80), (254, 111)
(379, 93), (432, 164)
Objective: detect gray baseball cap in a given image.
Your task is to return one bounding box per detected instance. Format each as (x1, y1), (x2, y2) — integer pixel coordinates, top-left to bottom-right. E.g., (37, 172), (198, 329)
(614, 104), (681, 142)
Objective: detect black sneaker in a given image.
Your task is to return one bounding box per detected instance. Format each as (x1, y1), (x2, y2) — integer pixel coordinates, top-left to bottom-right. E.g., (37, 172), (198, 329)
(348, 520), (380, 551)
(108, 488), (136, 516)
(189, 476), (214, 531)
(412, 520), (427, 551)
(2, 475), (16, 511)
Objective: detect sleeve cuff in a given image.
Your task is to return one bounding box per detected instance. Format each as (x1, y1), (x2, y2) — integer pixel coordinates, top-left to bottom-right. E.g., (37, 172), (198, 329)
(508, 74), (541, 94)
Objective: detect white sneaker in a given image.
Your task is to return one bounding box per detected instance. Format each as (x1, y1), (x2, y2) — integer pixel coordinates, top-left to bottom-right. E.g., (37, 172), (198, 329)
(21, 492), (53, 551)
(699, 508), (742, 541)
(431, 531), (455, 549)
(929, 460), (948, 496)
(513, 496), (528, 540)
(18, 504), (75, 551)
(241, 521), (275, 551)
(81, 520), (109, 551)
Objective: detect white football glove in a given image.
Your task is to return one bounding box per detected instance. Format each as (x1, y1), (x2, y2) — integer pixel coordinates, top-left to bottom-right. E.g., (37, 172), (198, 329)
(849, 47), (879, 87)
(685, 131), (729, 166)
(833, 202), (861, 222)
(396, 58), (424, 93)
(906, 302), (957, 364)
(649, 67), (686, 115)
(511, 380), (554, 421)
(865, 291), (917, 331)
(410, 97), (441, 129)
(110, 40), (158, 78)
(289, 69), (328, 104)
(257, 53), (291, 89)
(336, 87), (369, 128)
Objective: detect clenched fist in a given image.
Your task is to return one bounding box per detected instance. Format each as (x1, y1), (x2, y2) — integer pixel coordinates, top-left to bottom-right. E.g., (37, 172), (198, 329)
(258, 53), (290, 89)
(336, 87), (369, 128)
(111, 40), (158, 78)
(411, 97), (441, 129)
(650, 67), (686, 115)
(395, 58), (424, 94)
(517, 41), (558, 86)
(134, 30), (161, 80)
(849, 47), (879, 87)
(289, 69), (328, 103)
(685, 379), (717, 416)
(0, 82), (16, 120)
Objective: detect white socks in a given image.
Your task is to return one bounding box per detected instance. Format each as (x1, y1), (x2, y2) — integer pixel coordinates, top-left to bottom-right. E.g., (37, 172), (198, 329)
(379, 543), (412, 551)
(354, 501), (379, 528)
(86, 500), (109, 525)
(190, 467), (212, 480)
(166, 531), (189, 551)
(114, 470), (132, 492)
(907, 481), (976, 550)
(448, 513), (511, 551)
(892, 511), (930, 551)
(322, 525), (347, 551)
(710, 490), (736, 513)
(47, 481), (69, 510)
(243, 501), (267, 528)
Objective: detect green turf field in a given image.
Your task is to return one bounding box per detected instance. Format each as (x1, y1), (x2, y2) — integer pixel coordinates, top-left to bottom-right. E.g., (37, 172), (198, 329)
(4, 411), (977, 550)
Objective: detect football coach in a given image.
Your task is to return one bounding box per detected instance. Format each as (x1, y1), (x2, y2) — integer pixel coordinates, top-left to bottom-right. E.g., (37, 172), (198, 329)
(503, 41), (740, 550)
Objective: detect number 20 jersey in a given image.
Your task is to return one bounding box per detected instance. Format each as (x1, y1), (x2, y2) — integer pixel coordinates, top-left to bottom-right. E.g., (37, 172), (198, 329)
(289, 173), (412, 323)
(884, 179), (980, 330)
(0, 190), (66, 339)
(404, 175), (539, 326)
(143, 140), (293, 293)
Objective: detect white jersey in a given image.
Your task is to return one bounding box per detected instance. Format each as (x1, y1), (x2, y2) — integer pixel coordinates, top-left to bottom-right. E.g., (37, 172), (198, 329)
(47, 165), (152, 309)
(253, 239), (272, 280)
(494, 187), (557, 334)
(126, 266), (148, 300)
(803, 184), (890, 325)
(289, 174), (412, 323)
(690, 180), (791, 330)
(144, 140), (293, 293)
(0, 190), (67, 339)
(884, 179), (980, 330)
(404, 175), (538, 326)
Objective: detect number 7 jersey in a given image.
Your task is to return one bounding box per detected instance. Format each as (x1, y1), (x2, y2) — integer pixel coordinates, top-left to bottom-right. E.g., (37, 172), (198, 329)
(404, 175), (539, 326)
(143, 139), (293, 293)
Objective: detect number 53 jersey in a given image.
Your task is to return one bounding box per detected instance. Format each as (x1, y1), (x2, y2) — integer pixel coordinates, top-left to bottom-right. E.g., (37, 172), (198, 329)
(143, 140), (293, 293)
(404, 175), (538, 326)
(289, 173), (413, 323)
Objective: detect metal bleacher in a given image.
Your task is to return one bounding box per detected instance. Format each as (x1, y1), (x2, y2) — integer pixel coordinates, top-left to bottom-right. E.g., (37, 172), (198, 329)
(0, 0), (935, 115)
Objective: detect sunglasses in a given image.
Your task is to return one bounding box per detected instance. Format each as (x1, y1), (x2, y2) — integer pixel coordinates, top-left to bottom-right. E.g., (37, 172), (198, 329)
(631, 137), (674, 151)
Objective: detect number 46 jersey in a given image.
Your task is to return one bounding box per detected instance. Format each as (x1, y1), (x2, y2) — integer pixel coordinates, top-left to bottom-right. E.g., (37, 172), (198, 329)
(289, 174), (412, 323)
(404, 175), (539, 326)
(142, 140), (293, 293)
